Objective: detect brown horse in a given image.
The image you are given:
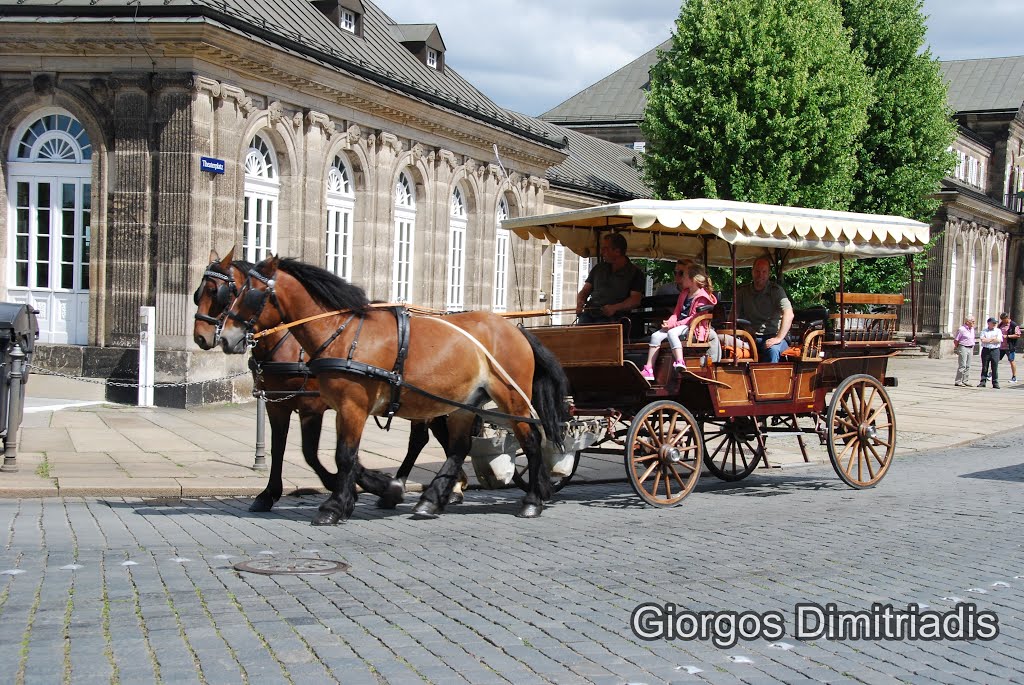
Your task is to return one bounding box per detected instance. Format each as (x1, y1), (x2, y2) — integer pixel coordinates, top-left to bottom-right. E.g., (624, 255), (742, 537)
(193, 250), (439, 511)
(218, 256), (569, 523)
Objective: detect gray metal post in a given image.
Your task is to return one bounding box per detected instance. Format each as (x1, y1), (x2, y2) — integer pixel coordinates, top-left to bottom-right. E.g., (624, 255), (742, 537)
(2, 344), (26, 472)
(252, 392), (267, 470)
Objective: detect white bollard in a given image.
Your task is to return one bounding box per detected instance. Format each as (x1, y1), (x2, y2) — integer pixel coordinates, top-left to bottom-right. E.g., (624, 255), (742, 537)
(138, 306), (155, 407)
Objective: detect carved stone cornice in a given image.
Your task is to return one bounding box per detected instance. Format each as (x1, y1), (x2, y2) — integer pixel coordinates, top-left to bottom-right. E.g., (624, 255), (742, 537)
(438, 149), (458, 172)
(378, 131), (401, 154)
(151, 72), (194, 93)
(306, 110), (335, 137)
(31, 72), (55, 96)
(108, 73), (151, 93)
(193, 76), (221, 98)
(219, 84), (254, 115)
(411, 142), (434, 165)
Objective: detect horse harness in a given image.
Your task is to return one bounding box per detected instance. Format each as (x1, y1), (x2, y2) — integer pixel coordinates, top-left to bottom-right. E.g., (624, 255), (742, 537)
(235, 268), (542, 427)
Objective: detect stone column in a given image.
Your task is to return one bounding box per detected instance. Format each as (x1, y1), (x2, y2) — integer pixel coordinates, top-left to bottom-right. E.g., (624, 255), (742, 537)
(105, 74), (153, 347)
(151, 72), (196, 349)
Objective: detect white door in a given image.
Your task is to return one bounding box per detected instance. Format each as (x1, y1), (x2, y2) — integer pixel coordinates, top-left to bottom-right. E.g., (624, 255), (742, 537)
(6, 109), (92, 344)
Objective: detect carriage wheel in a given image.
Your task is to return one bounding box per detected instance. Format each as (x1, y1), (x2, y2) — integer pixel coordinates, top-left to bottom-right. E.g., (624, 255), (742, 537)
(625, 401), (702, 507)
(511, 450), (581, 495)
(826, 374), (896, 489)
(701, 416), (765, 481)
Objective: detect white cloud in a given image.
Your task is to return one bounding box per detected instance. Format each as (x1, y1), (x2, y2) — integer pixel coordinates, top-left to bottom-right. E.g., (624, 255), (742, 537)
(373, 0), (1023, 115)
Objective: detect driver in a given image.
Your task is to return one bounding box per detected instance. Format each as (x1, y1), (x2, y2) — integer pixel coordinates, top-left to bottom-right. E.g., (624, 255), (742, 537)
(575, 233), (644, 325)
(735, 257), (794, 362)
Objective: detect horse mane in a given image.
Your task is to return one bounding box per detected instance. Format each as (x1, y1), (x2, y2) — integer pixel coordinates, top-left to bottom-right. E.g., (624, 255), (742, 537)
(274, 258), (370, 314)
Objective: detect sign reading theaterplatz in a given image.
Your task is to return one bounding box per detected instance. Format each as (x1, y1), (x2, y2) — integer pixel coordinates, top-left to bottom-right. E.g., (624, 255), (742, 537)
(200, 156), (225, 174)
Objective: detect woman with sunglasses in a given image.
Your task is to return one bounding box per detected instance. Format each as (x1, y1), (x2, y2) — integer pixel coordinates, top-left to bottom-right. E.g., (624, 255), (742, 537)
(641, 262), (717, 381)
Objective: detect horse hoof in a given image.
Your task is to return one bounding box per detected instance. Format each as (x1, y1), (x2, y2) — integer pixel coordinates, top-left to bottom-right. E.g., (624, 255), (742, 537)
(249, 495), (275, 512)
(376, 479), (405, 509)
(516, 502), (543, 518)
(311, 510), (342, 526)
(411, 500), (441, 520)
(447, 491), (464, 506)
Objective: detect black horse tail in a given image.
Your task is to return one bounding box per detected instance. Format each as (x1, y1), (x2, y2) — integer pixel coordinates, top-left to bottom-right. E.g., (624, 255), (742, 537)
(519, 327), (570, 451)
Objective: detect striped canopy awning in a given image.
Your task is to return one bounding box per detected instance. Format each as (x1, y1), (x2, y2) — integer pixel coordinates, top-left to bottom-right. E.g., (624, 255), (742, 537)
(503, 199), (931, 269)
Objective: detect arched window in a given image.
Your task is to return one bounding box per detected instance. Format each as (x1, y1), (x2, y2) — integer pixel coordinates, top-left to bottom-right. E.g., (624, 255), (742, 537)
(325, 155), (354, 279)
(6, 108), (92, 344)
(243, 134), (279, 263)
(392, 172), (415, 302)
(946, 234), (959, 334)
(493, 197), (510, 312)
(446, 186), (467, 311)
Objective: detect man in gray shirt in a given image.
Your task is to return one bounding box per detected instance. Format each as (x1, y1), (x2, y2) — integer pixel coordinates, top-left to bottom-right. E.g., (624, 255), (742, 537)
(576, 233), (645, 325)
(735, 257), (794, 362)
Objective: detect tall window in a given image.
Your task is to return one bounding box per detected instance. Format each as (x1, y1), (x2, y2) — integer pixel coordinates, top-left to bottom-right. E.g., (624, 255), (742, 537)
(243, 134), (278, 263)
(947, 237), (958, 334)
(340, 10), (356, 33)
(392, 172), (415, 302)
(493, 197), (510, 312)
(6, 109), (92, 344)
(578, 257), (590, 292)
(446, 186), (467, 311)
(426, 48), (438, 69)
(552, 245), (565, 324)
(325, 155), (354, 280)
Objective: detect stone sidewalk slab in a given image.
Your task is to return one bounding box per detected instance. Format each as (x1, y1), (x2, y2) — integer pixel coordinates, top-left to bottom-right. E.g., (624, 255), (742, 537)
(1, 355), (1021, 499)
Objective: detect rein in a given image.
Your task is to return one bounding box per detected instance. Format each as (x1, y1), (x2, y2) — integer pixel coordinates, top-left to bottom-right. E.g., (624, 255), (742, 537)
(251, 302), (442, 340)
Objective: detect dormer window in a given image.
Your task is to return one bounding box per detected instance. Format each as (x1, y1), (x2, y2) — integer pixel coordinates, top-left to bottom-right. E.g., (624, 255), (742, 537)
(311, 0), (363, 37)
(341, 9), (356, 33)
(389, 23), (446, 72)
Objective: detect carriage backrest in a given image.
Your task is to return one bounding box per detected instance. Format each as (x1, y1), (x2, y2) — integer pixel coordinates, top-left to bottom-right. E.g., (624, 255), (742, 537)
(529, 324), (623, 367)
(832, 292), (904, 343)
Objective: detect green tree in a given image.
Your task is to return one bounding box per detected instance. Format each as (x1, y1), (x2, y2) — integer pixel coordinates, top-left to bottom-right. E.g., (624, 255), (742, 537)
(641, 0), (873, 210)
(839, 0), (957, 294)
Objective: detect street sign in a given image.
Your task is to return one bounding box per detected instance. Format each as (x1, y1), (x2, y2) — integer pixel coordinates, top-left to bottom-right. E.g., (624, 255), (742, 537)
(200, 156), (225, 174)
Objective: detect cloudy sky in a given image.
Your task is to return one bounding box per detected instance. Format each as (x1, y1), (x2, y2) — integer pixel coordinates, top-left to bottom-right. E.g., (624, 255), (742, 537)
(373, 0), (1022, 116)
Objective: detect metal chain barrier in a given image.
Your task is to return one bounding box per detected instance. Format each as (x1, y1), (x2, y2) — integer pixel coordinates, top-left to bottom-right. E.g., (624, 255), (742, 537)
(27, 363), (251, 389)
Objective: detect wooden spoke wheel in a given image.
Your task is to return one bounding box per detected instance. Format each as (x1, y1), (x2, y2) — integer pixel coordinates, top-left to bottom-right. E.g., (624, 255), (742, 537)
(625, 401), (702, 507)
(826, 374), (896, 489)
(512, 450), (581, 495)
(701, 416), (765, 481)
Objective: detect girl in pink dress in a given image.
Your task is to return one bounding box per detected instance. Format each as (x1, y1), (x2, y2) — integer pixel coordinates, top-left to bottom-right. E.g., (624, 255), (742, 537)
(641, 262), (717, 380)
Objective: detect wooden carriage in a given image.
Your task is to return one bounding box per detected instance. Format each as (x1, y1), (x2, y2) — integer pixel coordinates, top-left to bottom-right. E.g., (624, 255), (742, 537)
(502, 199), (930, 507)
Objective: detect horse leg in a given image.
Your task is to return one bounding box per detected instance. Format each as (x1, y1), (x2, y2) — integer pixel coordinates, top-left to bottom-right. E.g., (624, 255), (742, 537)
(412, 412), (475, 519)
(356, 460), (405, 510)
(297, 410), (337, 492)
(512, 422), (551, 519)
(312, 407), (366, 526)
(250, 403), (291, 512)
(423, 416), (468, 506)
(394, 420), (431, 485)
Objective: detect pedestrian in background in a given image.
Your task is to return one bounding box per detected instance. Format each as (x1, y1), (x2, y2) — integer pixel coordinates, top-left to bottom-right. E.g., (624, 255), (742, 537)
(953, 315), (976, 387)
(998, 312), (1021, 384)
(978, 317), (1003, 389)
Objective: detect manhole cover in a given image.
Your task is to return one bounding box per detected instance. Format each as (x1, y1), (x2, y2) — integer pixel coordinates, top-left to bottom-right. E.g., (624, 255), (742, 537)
(232, 558), (350, 576)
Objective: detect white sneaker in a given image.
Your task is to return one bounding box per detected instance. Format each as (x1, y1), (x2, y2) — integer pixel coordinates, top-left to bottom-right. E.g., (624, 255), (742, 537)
(1012, 377), (1018, 384)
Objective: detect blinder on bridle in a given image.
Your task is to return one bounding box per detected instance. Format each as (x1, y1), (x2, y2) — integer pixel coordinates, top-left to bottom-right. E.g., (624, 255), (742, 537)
(193, 268), (237, 331)
(228, 266), (279, 339)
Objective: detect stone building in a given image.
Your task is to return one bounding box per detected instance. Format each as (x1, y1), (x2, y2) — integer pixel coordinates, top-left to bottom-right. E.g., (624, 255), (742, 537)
(542, 47), (1024, 357)
(0, 0), (646, 405)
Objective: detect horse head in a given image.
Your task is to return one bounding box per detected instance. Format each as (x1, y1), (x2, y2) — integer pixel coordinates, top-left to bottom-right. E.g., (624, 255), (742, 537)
(192, 247), (253, 349)
(220, 255), (283, 354)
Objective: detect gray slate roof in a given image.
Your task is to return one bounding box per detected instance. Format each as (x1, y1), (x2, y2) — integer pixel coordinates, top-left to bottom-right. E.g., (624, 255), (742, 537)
(940, 57), (1024, 113)
(542, 42), (1024, 123)
(0, 0), (559, 147)
(540, 39), (670, 124)
(1, 0), (650, 200)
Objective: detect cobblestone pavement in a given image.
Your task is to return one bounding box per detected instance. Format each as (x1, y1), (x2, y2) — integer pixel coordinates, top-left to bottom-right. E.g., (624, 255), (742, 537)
(1, 429), (1022, 685)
